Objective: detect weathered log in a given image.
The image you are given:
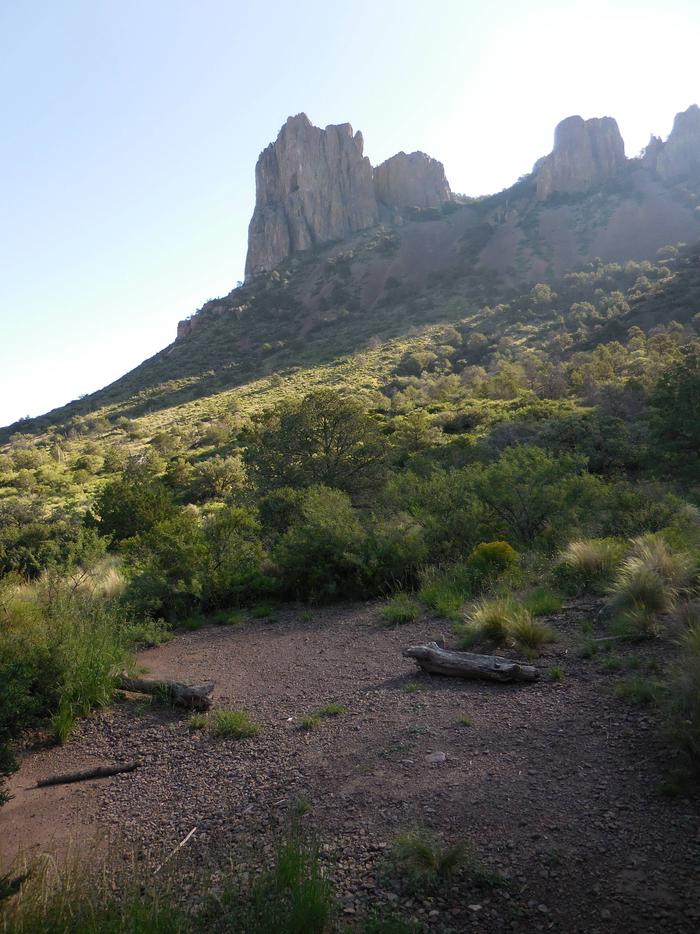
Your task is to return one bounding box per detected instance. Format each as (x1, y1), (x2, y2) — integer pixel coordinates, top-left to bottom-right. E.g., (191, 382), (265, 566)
(116, 674), (214, 710)
(403, 642), (539, 683)
(37, 761), (139, 788)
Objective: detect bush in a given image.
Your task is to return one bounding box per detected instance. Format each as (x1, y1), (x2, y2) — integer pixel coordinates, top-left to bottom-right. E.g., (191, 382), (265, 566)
(465, 541), (519, 582)
(418, 563), (478, 621)
(555, 538), (625, 594)
(0, 582), (132, 746)
(361, 514), (427, 592)
(219, 828), (334, 933)
(273, 486), (365, 600)
(379, 593), (421, 625)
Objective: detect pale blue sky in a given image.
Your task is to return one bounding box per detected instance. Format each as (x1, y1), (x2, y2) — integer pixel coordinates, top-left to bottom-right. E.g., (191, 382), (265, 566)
(1, 0), (698, 427)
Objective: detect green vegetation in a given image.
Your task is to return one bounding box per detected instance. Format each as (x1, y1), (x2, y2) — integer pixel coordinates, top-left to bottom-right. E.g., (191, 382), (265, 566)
(457, 598), (554, 653)
(3, 237), (700, 807)
(555, 539), (625, 594)
(314, 703), (345, 718)
(2, 829), (338, 934)
(379, 592), (421, 625)
(523, 588), (563, 616)
(186, 709), (260, 739)
(607, 535), (695, 636)
(208, 709), (260, 739)
(614, 676), (659, 704)
(384, 830), (490, 892)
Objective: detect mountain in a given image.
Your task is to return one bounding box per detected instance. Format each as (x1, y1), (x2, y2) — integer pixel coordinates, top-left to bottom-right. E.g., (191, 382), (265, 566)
(4, 105), (700, 439)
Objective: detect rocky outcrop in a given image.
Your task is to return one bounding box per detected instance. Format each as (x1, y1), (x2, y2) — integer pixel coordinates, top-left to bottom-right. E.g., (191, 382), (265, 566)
(245, 113), (378, 278)
(536, 115), (626, 200)
(644, 105), (700, 181)
(373, 151), (451, 209)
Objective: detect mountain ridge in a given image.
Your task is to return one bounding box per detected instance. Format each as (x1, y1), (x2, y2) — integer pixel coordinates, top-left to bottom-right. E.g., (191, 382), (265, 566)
(4, 105), (700, 438)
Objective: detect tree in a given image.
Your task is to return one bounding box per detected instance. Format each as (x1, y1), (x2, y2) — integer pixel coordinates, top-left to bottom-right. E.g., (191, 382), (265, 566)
(470, 446), (599, 547)
(123, 509), (206, 620)
(188, 455), (246, 503)
(273, 486), (365, 600)
(90, 467), (175, 545)
(201, 506), (267, 607)
(244, 390), (387, 499)
(648, 345), (700, 482)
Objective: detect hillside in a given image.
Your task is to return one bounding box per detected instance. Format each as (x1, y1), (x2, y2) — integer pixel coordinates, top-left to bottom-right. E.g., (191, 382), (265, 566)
(5, 106), (700, 442)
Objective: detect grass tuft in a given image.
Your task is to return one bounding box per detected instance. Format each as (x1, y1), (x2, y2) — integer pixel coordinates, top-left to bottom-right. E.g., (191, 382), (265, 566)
(379, 593), (421, 625)
(614, 676), (658, 705)
(523, 588), (562, 616)
(459, 598), (555, 654)
(556, 538), (625, 594)
(209, 709), (260, 739)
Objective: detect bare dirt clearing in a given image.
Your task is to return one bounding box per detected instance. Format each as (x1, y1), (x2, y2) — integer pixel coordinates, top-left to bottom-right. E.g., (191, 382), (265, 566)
(4, 601), (700, 932)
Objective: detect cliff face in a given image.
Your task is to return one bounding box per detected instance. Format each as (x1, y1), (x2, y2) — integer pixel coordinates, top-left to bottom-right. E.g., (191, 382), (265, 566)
(373, 151), (451, 209)
(245, 114), (378, 278)
(535, 115), (626, 199)
(644, 105), (700, 181)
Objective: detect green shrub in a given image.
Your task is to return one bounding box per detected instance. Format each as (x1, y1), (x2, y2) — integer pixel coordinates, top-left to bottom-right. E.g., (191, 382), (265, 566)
(299, 714), (320, 731)
(555, 538), (624, 594)
(661, 623), (700, 781)
(314, 703), (345, 718)
(0, 853), (190, 932)
(418, 563), (478, 620)
(467, 598), (521, 644)
(124, 617), (172, 648)
(219, 828), (334, 934)
(465, 541), (519, 582)
(379, 593), (421, 625)
(273, 485), (365, 601)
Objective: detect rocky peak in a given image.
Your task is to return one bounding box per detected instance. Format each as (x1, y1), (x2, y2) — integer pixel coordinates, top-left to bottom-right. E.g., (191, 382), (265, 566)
(535, 115), (626, 200)
(373, 151), (451, 209)
(644, 104), (700, 181)
(245, 113), (378, 278)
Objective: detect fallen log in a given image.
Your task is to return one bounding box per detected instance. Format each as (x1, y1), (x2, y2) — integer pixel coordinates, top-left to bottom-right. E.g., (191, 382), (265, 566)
(115, 674), (215, 710)
(37, 761), (139, 788)
(403, 642), (539, 683)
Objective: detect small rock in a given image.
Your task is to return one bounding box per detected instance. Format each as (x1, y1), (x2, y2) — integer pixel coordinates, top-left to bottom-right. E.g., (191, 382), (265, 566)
(426, 752), (447, 765)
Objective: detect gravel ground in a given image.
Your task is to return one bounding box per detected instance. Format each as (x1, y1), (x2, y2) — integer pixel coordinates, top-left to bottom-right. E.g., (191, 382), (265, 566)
(4, 599), (700, 932)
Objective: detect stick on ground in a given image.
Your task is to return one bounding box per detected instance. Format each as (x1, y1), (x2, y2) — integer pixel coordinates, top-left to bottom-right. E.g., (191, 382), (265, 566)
(153, 827), (197, 875)
(36, 761), (139, 788)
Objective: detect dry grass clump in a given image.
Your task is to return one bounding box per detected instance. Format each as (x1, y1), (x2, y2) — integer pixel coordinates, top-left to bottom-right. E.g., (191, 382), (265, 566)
(607, 535), (696, 637)
(459, 598), (554, 654)
(556, 538), (624, 594)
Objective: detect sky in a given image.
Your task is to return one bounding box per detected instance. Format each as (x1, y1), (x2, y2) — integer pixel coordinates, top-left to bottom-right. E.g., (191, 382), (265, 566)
(1, 0), (699, 428)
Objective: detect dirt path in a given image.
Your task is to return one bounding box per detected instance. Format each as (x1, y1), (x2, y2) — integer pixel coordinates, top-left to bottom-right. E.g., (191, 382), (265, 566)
(3, 601), (700, 931)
